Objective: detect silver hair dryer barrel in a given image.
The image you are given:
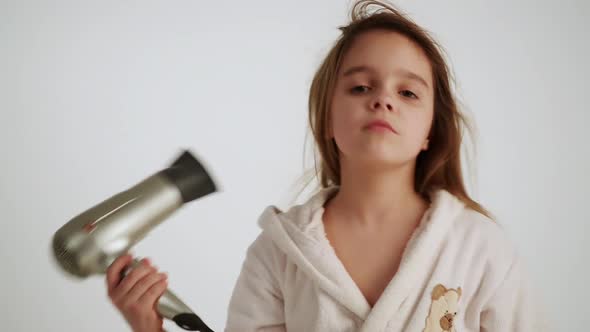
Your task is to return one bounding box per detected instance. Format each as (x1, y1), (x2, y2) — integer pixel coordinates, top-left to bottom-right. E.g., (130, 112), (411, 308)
(52, 150), (216, 331)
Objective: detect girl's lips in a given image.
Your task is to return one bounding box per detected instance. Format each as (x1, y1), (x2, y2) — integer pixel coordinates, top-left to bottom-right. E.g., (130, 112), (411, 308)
(365, 120), (398, 134)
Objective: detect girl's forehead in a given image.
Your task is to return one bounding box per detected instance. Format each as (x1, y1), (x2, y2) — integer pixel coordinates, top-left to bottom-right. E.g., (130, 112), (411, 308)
(340, 31), (432, 82)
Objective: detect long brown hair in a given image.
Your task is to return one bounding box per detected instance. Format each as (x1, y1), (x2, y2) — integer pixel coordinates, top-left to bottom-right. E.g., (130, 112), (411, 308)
(291, 0), (492, 219)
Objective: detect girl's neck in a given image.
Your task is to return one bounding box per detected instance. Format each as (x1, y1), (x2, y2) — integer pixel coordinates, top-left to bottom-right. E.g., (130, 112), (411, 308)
(326, 158), (428, 229)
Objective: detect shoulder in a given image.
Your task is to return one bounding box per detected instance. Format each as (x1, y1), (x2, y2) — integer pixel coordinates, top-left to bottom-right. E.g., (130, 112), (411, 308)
(454, 208), (517, 254)
(454, 208), (511, 242)
(429, 189), (519, 267)
(450, 207), (522, 282)
(245, 227), (285, 268)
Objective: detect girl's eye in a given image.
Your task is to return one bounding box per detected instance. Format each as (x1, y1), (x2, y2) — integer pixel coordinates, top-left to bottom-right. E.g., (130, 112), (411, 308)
(350, 85), (370, 94)
(400, 90), (418, 99)
(349, 86), (418, 99)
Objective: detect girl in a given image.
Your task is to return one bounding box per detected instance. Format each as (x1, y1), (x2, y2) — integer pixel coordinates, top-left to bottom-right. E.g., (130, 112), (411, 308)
(106, 1), (548, 331)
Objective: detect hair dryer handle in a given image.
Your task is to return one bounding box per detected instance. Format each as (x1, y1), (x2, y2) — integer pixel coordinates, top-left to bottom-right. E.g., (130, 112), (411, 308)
(120, 258), (214, 332)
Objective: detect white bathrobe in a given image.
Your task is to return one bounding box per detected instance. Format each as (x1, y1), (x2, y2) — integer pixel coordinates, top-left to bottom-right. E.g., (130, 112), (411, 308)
(225, 186), (549, 331)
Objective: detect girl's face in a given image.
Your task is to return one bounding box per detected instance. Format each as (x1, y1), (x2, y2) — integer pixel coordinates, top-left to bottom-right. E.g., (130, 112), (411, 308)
(330, 30), (435, 170)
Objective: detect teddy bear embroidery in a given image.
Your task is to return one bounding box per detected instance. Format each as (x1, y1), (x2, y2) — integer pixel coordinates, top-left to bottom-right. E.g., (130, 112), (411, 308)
(422, 284), (462, 332)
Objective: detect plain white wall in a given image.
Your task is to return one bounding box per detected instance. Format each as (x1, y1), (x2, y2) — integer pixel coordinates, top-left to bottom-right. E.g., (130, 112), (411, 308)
(1, 0), (588, 330)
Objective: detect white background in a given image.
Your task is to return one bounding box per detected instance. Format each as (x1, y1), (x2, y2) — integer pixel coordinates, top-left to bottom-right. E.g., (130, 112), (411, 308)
(1, 0), (588, 331)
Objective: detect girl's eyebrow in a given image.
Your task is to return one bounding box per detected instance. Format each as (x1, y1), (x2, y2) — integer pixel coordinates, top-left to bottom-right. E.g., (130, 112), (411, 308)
(341, 65), (430, 89)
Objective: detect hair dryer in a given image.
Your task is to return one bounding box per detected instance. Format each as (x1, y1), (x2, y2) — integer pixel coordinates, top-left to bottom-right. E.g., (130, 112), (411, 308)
(51, 150), (217, 332)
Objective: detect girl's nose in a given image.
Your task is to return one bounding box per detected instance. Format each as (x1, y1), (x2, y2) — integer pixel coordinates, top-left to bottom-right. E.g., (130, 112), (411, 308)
(370, 93), (395, 112)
